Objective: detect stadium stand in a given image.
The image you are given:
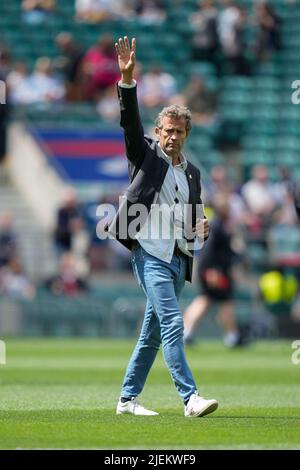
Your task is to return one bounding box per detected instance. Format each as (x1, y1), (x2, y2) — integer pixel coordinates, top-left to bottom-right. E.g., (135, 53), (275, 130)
(1, 0), (300, 338)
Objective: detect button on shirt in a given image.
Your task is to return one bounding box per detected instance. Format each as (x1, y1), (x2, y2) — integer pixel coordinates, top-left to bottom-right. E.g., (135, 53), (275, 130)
(136, 145), (194, 263)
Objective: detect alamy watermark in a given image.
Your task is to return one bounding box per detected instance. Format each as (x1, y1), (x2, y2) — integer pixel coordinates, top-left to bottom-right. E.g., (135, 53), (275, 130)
(96, 200), (206, 251)
(291, 340), (300, 365)
(0, 80), (6, 104)
(291, 80), (300, 104)
(0, 340), (6, 365)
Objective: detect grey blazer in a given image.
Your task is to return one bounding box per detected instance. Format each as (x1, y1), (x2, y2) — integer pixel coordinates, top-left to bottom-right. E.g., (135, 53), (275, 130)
(106, 84), (205, 282)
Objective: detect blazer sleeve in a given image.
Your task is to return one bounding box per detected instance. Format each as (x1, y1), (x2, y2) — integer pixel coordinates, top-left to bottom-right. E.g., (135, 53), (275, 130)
(197, 169), (209, 241)
(117, 84), (146, 168)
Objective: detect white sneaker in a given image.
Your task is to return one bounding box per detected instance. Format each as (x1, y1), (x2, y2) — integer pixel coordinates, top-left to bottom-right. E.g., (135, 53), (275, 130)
(223, 331), (240, 348)
(184, 392), (218, 418)
(116, 397), (159, 416)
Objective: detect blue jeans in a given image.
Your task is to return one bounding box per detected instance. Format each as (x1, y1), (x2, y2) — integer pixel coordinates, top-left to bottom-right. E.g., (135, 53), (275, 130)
(120, 244), (197, 403)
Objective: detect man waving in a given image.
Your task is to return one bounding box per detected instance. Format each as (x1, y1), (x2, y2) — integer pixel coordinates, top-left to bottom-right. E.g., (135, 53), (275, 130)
(110, 37), (218, 418)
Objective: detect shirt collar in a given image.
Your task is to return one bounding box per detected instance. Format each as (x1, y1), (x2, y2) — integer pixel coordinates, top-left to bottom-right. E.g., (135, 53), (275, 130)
(157, 143), (188, 171)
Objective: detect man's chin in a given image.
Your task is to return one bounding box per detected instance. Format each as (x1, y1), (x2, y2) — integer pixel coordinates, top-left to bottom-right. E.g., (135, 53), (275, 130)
(165, 147), (177, 157)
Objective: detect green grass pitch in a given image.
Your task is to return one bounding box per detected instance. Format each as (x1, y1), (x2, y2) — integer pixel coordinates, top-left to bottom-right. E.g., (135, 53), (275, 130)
(0, 338), (299, 449)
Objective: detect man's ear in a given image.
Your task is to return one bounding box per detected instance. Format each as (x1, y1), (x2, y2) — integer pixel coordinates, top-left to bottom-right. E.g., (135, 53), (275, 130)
(155, 127), (160, 138)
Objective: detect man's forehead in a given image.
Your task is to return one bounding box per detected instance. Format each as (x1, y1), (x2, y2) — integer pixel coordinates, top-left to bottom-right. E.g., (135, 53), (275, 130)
(161, 115), (186, 128)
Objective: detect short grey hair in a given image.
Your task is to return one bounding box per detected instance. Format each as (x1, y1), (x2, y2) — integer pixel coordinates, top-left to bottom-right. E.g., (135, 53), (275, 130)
(155, 105), (192, 134)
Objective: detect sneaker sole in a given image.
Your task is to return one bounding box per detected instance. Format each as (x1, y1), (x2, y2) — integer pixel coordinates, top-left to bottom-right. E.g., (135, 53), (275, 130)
(116, 410), (159, 416)
(186, 401), (218, 418)
(196, 401), (218, 418)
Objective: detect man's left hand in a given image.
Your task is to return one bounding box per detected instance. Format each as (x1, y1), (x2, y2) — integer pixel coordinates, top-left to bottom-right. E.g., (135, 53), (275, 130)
(193, 218), (210, 241)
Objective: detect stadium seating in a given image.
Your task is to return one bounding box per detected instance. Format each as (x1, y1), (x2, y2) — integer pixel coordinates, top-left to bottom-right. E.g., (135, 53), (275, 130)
(1, 0), (300, 333)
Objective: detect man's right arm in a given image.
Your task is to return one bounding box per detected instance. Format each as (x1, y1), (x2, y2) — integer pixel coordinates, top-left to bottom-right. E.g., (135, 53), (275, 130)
(115, 37), (146, 167)
(117, 81), (146, 167)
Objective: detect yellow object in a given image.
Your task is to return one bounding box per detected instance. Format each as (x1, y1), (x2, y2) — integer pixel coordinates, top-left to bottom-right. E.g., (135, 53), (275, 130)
(259, 271), (298, 304)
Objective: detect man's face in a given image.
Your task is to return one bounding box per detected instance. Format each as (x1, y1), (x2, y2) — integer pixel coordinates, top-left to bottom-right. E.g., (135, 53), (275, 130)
(155, 116), (188, 159)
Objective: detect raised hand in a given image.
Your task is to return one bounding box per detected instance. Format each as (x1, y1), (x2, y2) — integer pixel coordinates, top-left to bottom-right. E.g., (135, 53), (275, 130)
(115, 36), (136, 84)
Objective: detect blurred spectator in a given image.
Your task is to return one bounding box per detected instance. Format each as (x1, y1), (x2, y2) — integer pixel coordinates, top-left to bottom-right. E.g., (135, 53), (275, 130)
(133, 0), (166, 24)
(7, 62), (28, 91)
(29, 57), (65, 103)
(75, 0), (133, 23)
(70, 216), (90, 278)
(270, 167), (297, 226)
(82, 35), (119, 100)
(83, 196), (110, 272)
(75, 0), (112, 22)
(273, 166), (294, 201)
(254, 1), (281, 61)
(0, 45), (10, 162)
(0, 78), (8, 163)
(204, 165), (232, 205)
(54, 33), (85, 101)
(184, 194), (245, 348)
(0, 44), (11, 79)
(210, 165), (232, 194)
(22, 0), (56, 24)
(96, 85), (119, 121)
(241, 165), (277, 216)
(218, 0), (250, 75)
(294, 179), (300, 222)
(138, 63), (177, 108)
(0, 257), (35, 300)
(6, 62), (29, 104)
(0, 212), (18, 268)
(190, 0), (218, 62)
(241, 165), (278, 238)
(272, 187), (298, 227)
(44, 252), (89, 296)
(181, 74), (218, 126)
(54, 188), (83, 253)
(204, 166), (246, 227)
(9, 57), (65, 104)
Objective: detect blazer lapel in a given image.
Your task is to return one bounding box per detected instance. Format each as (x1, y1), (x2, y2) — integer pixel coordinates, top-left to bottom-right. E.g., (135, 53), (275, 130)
(185, 162), (195, 205)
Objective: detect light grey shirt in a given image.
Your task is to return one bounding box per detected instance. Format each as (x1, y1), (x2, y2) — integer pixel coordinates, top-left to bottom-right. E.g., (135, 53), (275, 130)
(136, 145), (194, 263)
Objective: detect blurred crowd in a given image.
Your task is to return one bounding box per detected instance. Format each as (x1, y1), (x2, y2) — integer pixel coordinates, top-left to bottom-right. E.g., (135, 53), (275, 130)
(0, 211), (35, 300)
(21, 0), (167, 25)
(1, 163), (299, 304)
(0, 1), (282, 109)
(0, 0), (300, 317)
(0, 0), (286, 167)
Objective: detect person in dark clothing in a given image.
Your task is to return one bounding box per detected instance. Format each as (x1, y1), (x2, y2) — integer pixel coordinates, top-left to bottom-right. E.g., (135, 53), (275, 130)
(0, 44), (11, 163)
(218, 1), (250, 76)
(184, 194), (243, 347)
(44, 252), (89, 296)
(55, 32), (85, 101)
(0, 103), (7, 163)
(294, 179), (300, 222)
(54, 188), (82, 252)
(0, 73), (8, 163)
(190, 0), (219, 63)
(255, 1), (281, 61)
(0, 212), (17, 267)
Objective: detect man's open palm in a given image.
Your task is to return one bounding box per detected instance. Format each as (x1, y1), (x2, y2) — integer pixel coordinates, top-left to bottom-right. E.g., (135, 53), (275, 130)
(115, 37), (136, 76)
